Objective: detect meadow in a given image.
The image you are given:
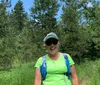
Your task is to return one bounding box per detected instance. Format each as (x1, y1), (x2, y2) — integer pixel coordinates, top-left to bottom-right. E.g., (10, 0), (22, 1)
(76, 59), (100, 85)
(0, 59), (100, 85)
(0, 62), (35, 85)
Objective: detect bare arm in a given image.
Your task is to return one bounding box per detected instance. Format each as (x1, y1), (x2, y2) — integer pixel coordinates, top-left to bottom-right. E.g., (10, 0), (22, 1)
(71, 65), (79, 85)
(34, 68), (41, 85)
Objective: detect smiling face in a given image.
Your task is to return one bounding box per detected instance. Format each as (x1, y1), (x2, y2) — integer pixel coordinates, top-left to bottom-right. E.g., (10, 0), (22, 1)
(45, 38), (59, 56)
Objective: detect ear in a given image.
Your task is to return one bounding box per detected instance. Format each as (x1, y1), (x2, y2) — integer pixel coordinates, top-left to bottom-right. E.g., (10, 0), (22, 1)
(58, 42), (60, 45)
(43, 43), (46, 48)
(43, 44), (48, 51)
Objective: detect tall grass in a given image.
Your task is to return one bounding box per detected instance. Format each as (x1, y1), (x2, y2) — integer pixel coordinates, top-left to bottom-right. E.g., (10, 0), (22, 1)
(76, 59), (100, 85)
(0, 62), (35, 85)
(0, 59), (100, 85)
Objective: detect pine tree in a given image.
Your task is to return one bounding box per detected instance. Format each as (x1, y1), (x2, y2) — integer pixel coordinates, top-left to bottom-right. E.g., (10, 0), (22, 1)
(11, 0), (27, 33)
(88, 1), (100, 59)
(30, 0), (59, 33)
(61, 0), (79, 54)
(79, 0), (100, 60)
(60, 0), (91, 61)
(0, 0), (13, 69)
(0, 0), (7, 38)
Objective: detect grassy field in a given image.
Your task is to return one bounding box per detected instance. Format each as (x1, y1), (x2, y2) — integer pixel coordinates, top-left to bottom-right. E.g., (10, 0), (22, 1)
(0, 62), (35, 85)
(76, 59), (100, 85)
(0, 59), (100, 85)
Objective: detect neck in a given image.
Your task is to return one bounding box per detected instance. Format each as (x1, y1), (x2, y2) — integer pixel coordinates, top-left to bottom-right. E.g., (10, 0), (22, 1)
(48, 52), (60, 60)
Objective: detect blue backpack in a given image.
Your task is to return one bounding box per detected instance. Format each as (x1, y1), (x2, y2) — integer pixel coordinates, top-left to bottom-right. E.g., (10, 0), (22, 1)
(40, 53), (71, 80)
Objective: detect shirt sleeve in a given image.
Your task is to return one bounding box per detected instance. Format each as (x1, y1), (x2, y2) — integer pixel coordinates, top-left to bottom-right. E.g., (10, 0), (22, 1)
(66, 54), (75, 66)
(34, 57), (42, 68)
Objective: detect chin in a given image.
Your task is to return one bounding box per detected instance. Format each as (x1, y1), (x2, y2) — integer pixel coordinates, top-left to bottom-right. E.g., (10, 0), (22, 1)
(49, 51), (57, 55)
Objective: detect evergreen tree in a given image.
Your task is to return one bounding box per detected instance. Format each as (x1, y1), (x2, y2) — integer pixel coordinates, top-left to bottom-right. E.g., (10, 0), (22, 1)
(78, 0), (100, 60)
(61, 0), (79, 54)
(0, 1), (15, 69)
(30, 0), (59, 33)
(60, 0), (91, 62)
(87, 1), (100, 59)
(11, 0), (27, 33)
(0, 0), (7, 38)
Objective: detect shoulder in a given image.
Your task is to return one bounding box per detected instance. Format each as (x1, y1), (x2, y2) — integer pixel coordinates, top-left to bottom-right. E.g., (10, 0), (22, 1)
(37, 54), (47, 60)
(62, 53), (71, 58)
(34, 55), (47, 68)
(62, 53), (75, 65)
(37, 57), (42, 62)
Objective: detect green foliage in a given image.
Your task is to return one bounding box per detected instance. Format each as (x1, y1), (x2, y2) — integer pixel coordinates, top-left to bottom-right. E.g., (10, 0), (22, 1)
(58, 0), (100, 62)
(0, 37), (15, 70)
(76, 59), (100, 85)
(15, 27), (41, 62)
(0, 0), (100, 85)
(11, 0), (27, 32)
(0, 0), (100, 70)
(60, 0), (90, 62)
(30, 0), (59, 32)
(0, 1), (8, 38)
(84, 1), (100, 59)
(0, 62), (35, 85)
(0, 59), (100, 85)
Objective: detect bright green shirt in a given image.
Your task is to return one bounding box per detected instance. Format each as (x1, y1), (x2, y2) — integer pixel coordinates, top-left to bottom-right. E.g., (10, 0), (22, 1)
(35, 53), (75, 85)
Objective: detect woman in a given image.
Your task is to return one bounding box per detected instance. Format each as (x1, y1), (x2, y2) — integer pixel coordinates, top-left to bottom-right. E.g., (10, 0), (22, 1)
(34, 32), (79, 85)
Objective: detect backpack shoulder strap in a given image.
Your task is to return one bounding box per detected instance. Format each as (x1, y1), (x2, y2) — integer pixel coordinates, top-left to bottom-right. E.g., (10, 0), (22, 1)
(63, 53), (71, 79)
(40, 56), (47, 80)
(42, 56), (46, 67)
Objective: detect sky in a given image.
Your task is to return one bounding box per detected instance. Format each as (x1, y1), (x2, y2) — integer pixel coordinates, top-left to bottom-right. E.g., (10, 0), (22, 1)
(9, 0), (34, 13)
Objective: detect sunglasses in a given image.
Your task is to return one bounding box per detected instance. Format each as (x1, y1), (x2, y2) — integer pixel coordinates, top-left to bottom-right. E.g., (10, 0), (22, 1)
(45, 38), (58, 46)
